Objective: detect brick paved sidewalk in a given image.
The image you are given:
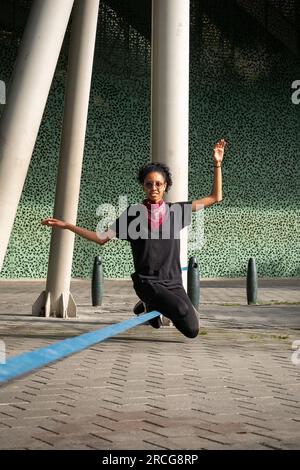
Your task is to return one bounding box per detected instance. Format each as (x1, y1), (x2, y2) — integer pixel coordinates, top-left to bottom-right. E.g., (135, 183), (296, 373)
(0, 279), (299, 450)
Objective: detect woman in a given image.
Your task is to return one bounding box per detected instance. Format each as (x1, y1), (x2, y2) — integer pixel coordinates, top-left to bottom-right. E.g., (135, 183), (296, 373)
(42, 139), (225, 338)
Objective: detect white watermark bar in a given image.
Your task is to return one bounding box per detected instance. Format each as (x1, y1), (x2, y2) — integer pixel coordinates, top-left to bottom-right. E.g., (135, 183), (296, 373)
(0, 340), (6, 364)
(291, 340), (300, 365)
(95, 195), (205, 250)
(0, 80), (6, 104)
(291, 80), (300, 104)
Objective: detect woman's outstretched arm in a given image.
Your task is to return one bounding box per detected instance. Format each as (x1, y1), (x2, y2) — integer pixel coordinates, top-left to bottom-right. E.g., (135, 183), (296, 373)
(41, 218), (114, 245)
(191, 139), (225, 211)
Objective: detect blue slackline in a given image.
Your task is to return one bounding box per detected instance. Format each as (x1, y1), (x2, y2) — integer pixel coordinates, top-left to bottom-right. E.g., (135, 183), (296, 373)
(0, 310), (161, 384)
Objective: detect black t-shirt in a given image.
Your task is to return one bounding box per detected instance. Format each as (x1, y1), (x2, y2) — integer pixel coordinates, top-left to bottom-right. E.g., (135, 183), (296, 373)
(109, 201), (192, 285)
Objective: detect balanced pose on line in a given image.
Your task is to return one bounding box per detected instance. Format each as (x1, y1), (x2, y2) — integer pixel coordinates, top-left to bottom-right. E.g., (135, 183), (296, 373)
(42, 139), (226, 338)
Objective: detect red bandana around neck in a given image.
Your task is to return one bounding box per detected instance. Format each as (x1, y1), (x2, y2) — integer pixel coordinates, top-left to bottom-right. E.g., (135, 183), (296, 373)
(143, 198), (166, 230)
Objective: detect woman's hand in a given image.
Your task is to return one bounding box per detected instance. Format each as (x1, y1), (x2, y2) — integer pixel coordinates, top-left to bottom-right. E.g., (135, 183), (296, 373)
(41, 218), (68, 229)
(213, 139), (226, 165)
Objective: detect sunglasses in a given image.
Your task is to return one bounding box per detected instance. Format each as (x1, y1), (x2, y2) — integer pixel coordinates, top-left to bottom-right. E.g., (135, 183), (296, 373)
(144, 181), (166, 189)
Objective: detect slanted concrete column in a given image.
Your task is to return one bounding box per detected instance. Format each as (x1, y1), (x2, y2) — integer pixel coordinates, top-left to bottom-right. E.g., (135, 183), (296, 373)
(151, 0), (190, 289)
(0, 0), (74, 272)
(33, 0), (100, 318)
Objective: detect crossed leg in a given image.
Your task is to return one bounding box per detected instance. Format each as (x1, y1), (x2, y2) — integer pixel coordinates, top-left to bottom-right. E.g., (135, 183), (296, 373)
(133, 281), (199, 338)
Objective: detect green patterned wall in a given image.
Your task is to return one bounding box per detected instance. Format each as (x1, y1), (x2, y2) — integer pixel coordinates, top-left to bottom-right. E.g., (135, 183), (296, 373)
(0, 1), (299, 279)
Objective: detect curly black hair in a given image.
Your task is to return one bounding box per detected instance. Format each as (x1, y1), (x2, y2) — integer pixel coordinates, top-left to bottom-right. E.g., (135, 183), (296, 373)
(137, 162), (173, 192)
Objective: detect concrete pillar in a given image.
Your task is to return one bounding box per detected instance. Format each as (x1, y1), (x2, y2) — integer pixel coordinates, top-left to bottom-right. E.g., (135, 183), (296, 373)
(33, 0), (100, 318)
(0, 0), (74, 272)
(151, 0), (190, 289)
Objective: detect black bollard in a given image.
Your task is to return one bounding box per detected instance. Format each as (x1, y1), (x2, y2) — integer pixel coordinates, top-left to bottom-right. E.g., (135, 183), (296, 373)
(187, 256), (200, 310)
(247, 257), (257, 305)
(91, 255), (103, 306)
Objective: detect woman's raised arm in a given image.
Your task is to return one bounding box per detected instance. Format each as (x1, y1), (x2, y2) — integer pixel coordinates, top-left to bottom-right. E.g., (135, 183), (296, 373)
(191, 139), (226, 211)
(41, 218), (114, 245)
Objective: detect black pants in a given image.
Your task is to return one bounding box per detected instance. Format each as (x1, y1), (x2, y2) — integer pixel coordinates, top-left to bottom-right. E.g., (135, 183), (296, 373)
(133, 280), (199, 338)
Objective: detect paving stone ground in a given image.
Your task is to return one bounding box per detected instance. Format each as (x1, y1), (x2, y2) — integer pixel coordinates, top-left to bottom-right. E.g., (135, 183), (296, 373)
(0, 278), (299, 450)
